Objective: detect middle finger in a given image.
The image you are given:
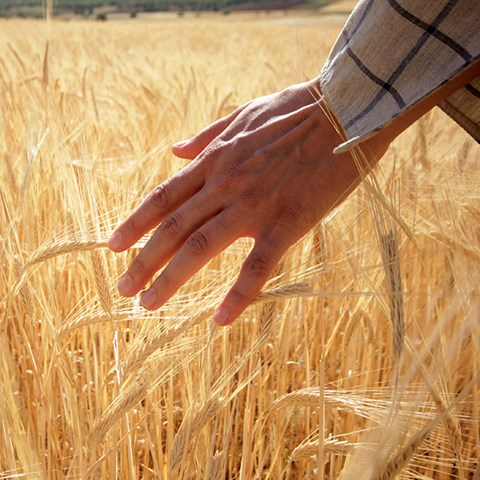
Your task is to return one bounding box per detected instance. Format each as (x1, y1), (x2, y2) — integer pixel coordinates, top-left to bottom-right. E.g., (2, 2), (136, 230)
(118, 190), (222, 297)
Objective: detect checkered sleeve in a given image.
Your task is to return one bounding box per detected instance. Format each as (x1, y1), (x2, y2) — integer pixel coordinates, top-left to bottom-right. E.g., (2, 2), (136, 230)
(319, 0), (480, 153)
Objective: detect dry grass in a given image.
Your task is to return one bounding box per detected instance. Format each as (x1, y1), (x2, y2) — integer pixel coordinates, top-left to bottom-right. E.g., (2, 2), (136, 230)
(1, 13), (479, 480)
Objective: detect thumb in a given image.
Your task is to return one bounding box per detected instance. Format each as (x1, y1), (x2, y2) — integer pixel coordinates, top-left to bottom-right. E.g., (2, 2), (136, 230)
(172, 102), (249, 160)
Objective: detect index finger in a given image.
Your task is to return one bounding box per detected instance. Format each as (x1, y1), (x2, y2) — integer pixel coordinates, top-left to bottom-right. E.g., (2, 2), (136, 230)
(108, 166), (204, 252)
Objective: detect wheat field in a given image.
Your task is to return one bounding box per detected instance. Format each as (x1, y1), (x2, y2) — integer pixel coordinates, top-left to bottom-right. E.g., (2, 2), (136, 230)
(0, 13), (479, 480)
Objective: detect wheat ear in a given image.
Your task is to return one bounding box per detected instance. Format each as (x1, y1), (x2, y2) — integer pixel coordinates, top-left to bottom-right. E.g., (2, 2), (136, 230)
(88, 249), (113, 316)
(26, 239), (108, 267)
(380, 231), (405, 365)
(169, 397), (224, 474)
(376, 373), (478, 480)
(290, 438), (354, 462)
(88, 376), (148, 449)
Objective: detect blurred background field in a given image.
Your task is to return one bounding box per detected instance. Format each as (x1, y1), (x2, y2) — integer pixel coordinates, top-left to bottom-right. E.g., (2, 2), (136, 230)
(0, 0), (358, 20)
(0, 12), (479, 480)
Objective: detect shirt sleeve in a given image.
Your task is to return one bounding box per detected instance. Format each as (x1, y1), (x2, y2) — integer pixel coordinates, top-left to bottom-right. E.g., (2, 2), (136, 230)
(319, 0), (480, 153)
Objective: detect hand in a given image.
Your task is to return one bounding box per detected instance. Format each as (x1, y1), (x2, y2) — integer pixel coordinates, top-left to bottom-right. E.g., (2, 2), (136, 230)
(108, 79), (387, 325)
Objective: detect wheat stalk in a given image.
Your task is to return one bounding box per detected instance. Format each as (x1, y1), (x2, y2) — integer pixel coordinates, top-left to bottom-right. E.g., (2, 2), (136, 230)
(2, 17), (479, 480)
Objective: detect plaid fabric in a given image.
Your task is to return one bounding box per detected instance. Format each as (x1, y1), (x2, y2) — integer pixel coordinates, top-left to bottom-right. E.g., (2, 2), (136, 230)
(319, 0), (480, 153)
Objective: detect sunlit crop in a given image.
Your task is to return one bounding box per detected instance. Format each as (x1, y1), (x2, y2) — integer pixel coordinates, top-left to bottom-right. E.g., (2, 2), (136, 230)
(1, 13), (479, 479)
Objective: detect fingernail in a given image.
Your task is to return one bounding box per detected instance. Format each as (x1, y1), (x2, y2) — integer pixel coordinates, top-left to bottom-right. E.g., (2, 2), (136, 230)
(172, 140), (187, 148)
(108, 231), (123, 251)
(213, 306), (230, 326)
(117, 274), (132, 295)
(141, 289), (157, 309)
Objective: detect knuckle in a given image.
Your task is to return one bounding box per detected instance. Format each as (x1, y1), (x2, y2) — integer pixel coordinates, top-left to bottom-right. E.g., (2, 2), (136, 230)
(214, 155), (265, 194)
(155, 271), (171, 291)
(185, 231), (209, 256)
(229, 287), (248, 305)
(124, 216), (138, 236)
(220, 164), (243, 187)
(128, 255), (148, 278)
(160, 214), (181, 239)
(244, 253), (270, 279)
(202, 139), (225, 164)
(251, 150), (268, 164)
(240, 188), (263, 208)
(149, 182), (170, 210)
(278, 202), (308, 230)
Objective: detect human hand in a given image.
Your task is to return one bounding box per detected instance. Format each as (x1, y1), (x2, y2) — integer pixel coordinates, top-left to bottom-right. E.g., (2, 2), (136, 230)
(108, 79), (387, 325)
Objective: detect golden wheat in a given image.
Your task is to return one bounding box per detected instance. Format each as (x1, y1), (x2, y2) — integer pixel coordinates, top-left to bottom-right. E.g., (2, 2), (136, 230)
(1, 12), (479, 480)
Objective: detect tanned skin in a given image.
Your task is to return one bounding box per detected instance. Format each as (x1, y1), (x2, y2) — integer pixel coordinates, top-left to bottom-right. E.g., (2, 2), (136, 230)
(108, 60), (480, 326)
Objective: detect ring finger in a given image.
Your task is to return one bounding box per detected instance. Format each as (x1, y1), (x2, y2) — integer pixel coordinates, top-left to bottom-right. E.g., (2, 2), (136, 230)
(117, 190), (223, 297)
(139, 208), (243, 310)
